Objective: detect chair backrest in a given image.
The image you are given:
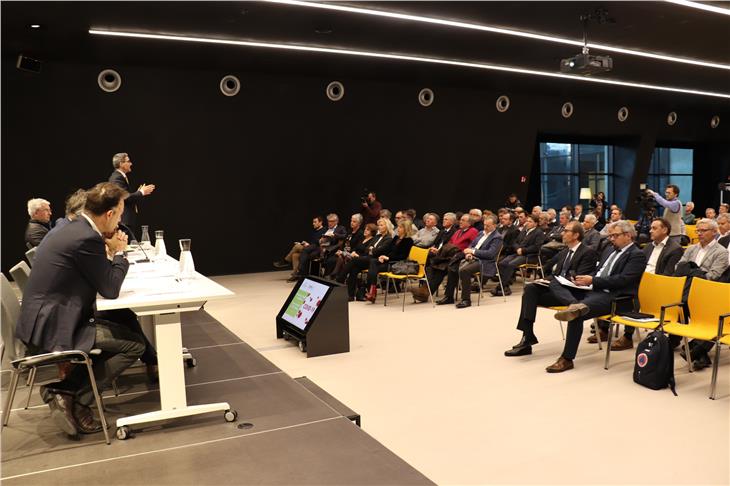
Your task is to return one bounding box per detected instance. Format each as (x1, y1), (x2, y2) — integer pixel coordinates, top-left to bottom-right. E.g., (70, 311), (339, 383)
(407, 246), (430, 277)
(9, 261), (31, 296)
(25, 247), (37, 267)
(637, 272), (686, 321)
(687, 278), (730, 334)
(1, 273), (24, 368)
(685, 225), (698, 244)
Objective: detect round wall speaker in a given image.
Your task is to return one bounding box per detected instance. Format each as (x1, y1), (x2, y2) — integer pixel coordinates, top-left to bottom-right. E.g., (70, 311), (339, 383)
(617, 106), (629, 122)
(561, 102), (574, 119)
(418, 88), (434, 107)
(326, 81), (344, 101)
(97, 69), (122, 93)
(219, 75), (241, 97)
(710, 115), (720, 128)
(667, 111), (678, 126)
(496, 95), (510, 113)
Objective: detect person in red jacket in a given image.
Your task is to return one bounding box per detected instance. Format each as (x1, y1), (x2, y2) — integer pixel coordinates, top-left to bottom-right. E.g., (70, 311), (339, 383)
(360, 191), (382, 225)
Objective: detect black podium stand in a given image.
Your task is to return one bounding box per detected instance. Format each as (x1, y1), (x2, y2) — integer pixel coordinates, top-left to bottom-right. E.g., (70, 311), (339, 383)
(276, 276), (350, 358)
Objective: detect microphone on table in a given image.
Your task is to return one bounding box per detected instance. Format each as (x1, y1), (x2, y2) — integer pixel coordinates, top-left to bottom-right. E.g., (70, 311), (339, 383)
(118, 222), (151, 263)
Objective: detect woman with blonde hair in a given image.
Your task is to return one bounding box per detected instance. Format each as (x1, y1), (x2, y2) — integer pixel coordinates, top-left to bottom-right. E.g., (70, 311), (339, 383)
(364, 219), (415, 302)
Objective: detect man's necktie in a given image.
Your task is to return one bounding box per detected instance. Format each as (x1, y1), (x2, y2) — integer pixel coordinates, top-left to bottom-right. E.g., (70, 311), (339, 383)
(598, 250), (619, 278)
(560, 250), (574, 277)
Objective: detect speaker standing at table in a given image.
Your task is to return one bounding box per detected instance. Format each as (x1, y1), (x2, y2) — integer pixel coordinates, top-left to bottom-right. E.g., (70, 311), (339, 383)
(15, 182), (148, 438)
(108, 152), (156, 231)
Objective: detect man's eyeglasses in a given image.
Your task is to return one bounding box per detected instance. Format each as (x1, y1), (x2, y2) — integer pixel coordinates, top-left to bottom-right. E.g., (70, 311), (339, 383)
(607, 232), (626, 239)
(696, 228), (712, 233)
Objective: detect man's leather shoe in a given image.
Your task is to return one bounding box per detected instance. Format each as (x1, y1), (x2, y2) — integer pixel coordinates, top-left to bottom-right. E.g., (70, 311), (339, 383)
(513, 334), (539, 348)
(692, 353), (712, 370)
(286, 274), (300, 283)
(73, 402), (104, 434)
(273, 260), (291, 269)
(610, 335), (633, 351)
(48, 392), (78, 436)
(491, 287), (511, 297)
(587, 329), (608, 343)
(554, 303), (589, 321)
(455, 300), (471, 309)
(546, 357), (574, 373)
(505, 344), (532, 357)
(436, 297), (454, 305)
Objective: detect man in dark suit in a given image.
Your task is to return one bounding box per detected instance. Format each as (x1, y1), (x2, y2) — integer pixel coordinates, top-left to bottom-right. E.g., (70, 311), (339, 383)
(494, 214), (545, 296)
(438, 215), (503, 308)
(545, 220), (647, 372)
(24, 198), (52, 248)
(609, 217), (684, 350)
(496, 211), (520, 254)
(108, 152), (156, 230)
(505, 221), (598, 356)
(294, 213), (347, 280)
(16, 183), (146, 437)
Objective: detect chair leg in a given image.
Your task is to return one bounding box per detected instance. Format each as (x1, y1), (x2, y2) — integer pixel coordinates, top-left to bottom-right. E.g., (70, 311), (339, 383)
(383, 277), (389, 307)
(402, 279), (407, 312)
(2, 369), (21, 427)
(112, 378), (120, 397)
(684, 337), (693, 373)
(424, 278), (435, 308)
(498, 273), (506, 303)
(615, 323), (620, 338)
(604, 322), (614, 370)
(25, 367), (38, 409)
(559, 321), (565, 340)
(83, 360), (111, 445)
(710, 342), (722, 399)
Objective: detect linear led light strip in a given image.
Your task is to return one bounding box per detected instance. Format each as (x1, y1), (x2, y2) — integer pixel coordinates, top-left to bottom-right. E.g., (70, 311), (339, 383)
(264, 0), (730, 71)
(665, 0), (730, 16)
(88, 29), (730, 99)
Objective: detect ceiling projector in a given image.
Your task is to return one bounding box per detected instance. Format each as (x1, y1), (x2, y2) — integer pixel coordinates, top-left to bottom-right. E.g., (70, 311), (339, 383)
(560, 53), (613, 75)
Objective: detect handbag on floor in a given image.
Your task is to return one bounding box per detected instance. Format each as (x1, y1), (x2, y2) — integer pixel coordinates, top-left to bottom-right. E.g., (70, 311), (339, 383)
(390, 259), (419, 275)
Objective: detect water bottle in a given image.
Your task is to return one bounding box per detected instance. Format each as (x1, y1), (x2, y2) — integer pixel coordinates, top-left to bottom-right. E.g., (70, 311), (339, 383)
(178, 239), (195, 280)
(140, 225), (152, 249)
(154, 230), (167, 259)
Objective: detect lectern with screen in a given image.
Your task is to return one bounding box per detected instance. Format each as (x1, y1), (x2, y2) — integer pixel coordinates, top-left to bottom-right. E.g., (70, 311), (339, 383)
(276, 276), (349, 357)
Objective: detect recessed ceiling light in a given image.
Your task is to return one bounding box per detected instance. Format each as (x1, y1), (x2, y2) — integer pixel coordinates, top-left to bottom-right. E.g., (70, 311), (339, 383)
(264, 0), (730, 71)
(88, 29), (730, 99)
(30, 24), (41, 29)
(665, 0), (730, 16)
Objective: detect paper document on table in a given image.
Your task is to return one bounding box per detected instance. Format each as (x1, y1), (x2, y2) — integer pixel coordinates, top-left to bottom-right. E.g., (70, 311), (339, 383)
(555, 275), (592, 290)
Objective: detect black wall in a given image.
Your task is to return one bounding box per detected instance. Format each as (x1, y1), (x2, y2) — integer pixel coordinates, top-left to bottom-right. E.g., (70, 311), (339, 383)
(3, 58), (729, 276)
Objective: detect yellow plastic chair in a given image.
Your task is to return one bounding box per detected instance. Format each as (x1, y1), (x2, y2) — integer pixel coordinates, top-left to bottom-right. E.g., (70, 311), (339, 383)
(663, 278), (730, 375)
(711, 333), (730, 399)
(380, 247), (433, 311)
(518, 254), (544, 281)
(685, 225), (698, 245)
(604, 273), (687, 369)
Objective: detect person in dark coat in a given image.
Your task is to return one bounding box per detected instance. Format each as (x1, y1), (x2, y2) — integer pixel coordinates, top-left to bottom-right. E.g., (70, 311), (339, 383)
(108, 152), (156, 230)
(25, 198), (52, 248)
(16, 182), (147, 437)
(364, 220), (415, 302)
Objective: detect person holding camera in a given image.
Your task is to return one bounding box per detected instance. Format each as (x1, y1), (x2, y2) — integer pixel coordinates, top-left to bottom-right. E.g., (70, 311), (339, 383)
(360, 191), (382, 225)
(646, 184), (683, 244)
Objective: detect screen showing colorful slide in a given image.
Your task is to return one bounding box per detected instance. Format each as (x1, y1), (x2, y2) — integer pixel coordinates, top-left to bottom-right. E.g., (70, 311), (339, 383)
(281, 278), (330, 330)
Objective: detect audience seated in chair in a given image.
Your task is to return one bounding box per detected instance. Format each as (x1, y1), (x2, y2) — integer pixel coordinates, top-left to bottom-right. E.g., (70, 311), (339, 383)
(294, 213), (347, 280)
(674, 218), (730, 369)
(363, 220), (415, 303)
(273, 216), (326, 278)
(422, 214), (478, 300)
(47, 189), (86, 239)
(504, 220), (598, 358)
(581, 214), (602, 251)
(437, 215), (502, 308)
(413, 213), (440, 249)
(599, 207), (622, 236)
(540, 210), (571, 263)
(25, 198), (52, 249)
(493, 214), (545, 296)
(323, 214), (364, 277)
(337, 218), (394, 301)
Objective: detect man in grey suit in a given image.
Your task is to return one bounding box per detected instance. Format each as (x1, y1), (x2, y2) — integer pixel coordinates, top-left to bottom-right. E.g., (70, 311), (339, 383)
(610, 217), (685, 351)
(108, 152), (156, 229)
(675, 218), (730, 368)
(581, 214), (603, 251)
(16, 183), (146, 437)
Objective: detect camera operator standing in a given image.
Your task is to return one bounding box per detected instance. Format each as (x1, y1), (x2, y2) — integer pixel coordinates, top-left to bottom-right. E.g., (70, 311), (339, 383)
(360, 190), (382, 225)
(646, 184), (684, 244)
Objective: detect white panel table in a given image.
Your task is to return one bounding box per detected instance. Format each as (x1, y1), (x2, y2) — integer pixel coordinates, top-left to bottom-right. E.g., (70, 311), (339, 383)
(96, 256), (236, 439)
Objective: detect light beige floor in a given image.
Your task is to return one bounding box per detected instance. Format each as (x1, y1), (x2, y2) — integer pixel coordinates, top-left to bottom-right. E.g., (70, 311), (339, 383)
(206, 271), (730, 486)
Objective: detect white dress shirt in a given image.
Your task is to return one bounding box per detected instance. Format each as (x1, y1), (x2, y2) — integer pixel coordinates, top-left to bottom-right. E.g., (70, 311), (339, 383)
(694, 239), (717, 267)
(645, 237), (669, 274)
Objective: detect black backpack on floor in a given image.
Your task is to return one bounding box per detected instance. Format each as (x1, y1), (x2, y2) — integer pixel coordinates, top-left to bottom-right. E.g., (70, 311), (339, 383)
(633, 330), (677, 396)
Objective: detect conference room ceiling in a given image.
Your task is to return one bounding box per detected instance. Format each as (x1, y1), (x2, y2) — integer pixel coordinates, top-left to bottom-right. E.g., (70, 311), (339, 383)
(3, 1), (730, 108)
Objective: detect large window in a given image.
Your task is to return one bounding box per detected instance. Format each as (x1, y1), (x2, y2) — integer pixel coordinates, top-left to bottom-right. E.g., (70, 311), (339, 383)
(647, 148), (693, 203)
(539, 142), (614, 210)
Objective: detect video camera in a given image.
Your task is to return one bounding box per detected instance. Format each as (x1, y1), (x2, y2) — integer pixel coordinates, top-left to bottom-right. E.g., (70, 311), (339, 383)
(360, 188), (371, 205)
(635, 188), (656, 212)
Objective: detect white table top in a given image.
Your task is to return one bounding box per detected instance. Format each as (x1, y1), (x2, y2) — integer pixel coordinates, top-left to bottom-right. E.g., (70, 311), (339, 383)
(96, 254), (234, 312)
